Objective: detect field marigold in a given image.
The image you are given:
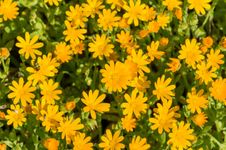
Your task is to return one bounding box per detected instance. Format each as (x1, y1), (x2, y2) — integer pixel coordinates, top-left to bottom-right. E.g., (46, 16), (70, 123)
(188, 0), (211, 15)
(207, 49), (224, 69)
(192, 112), (207, 127)
(81, 90), (110, 119)
(147, 41), (165, 62)
(209, 78), (226, 104)
(163, 0), (182, 11)
(0, 0), (19, 21)
(54, 42), (72, 63)
(166, 58), (181, 72)
(129, 136), (150, 150)
(73, 133), (93, 150)
(82, 0), (104, 18)
(121, 116), (136, 132)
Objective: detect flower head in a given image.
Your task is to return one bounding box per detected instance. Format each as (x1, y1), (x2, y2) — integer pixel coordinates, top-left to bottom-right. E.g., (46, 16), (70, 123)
(44, 0), (61, 6)
(73, 133), (93, 150)
(129, 136), (150, 150)
(0, 0), (19, 21)
(82, 0), (104, 18)
(121, 116), (136, 132)
(147, 41), (165, 62)
(209, 78), (226, 104)
(166, 58), (181, 72)
(54, 42), (72, 63)
(207, 49), (224, 69)
(43, 138), (59, 150)
(163, 0), (182, 11)
(188, 0), (211, 15)
(192, 112), (207, 127)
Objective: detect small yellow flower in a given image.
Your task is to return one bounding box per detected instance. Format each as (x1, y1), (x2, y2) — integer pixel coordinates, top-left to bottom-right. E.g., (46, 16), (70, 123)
(65, 101), (76, 111)
(43, 138), (59, 150)
(0, 143), (7, 150)
(129, 136), (150, 150)
(192, 112), (208, 127)
(70, 40), (85, 55)
(0, 111), (6, 120)
(0, 0), (19, 21)
(147, 41), (165, 62)
(129, 75), (150, 92)
(209, 78), (226, 104)
(202, 36), (213, 48)
(82, 0), (104, 18)
(44, 0), (61, 6)
(73, 133), (93, 150)
(121, 116), (136, 132)
(54, 42), (72, 63)
(207, 49), (224, 69)
(159, 37), (169, 47)
(32, 99), (48, 120)
(188, 0), (211, 15)
(0, 47), (10, 59)
(157, 13), (170, 29)
(163, 0), (182, 11)
(142, 6), (156, 21)
(166, 58), (181, 72)
(175, 8), (183, 21)
(116, 30), (133, 49)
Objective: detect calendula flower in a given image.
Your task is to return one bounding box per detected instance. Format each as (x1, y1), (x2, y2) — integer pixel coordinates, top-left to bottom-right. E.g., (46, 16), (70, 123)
(121, 89), (148, 118)
(16, 32), (43, 59)
(188, 0), (211, 15)
(163, 0), (182, 11)
(129, 75), (151, 92)
(121, 116), (136, 132)
(58, 117), (84, 144)
(0, 0), (19, 21)
(82, 0), (104, 18)
(116, 30), (133, 49)
(70, 40), (85, 55)
(73, 133), (93, 150)
(8, 78), (36, 106)
(157, 13), (170, 29)
(129, 136), (150, 150)
(0, 47), (10, 59)
(142, 6), (156, 21)
(43, 138), (59, 150)
(98, 9), (120, 31)
(148, 21), (160, 33)
(147, 41), (165, 62)
(40, 79), (62, 104)
(66, 5), (88, 28)
(54, 42), (72, 63)
(81, 90), (110, 119)
(5, 105), (26, 128)
(168, 121), (196, 150)
(186, 88), (208, 113)
(209, 78), (226, 104)
(101, 61), (130, 92)
(178, 39), (204, 69)
(166, 58), (181, 72)
(44, 0), (61, 6)
(192, 112), (207, 127)
(196, 61), (217, 84)
(32, 99), (48, 120)
(88, 34), (114, 59)
(207, 49), (224, 69)
(152, 75), (176, 101)
(99, 129), (125, 150)
(123, 0), (146, 26)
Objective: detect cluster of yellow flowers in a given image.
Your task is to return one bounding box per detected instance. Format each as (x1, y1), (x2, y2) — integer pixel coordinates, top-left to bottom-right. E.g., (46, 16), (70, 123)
(0, 0), (226, 150)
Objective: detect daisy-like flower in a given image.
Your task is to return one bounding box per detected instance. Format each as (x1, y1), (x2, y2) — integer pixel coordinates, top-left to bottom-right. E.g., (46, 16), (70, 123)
(0, 0), (19, 21)
(58, 117), (84, 144)
(166, 58), (181, 72)
(0, 47), (10, 59)
(73, 133), (93, 150)
(121, 116), (136, 132)
(123, 0), (146, 26)
(129, 75), (150, 92)
(99, 129), (125, 150)
(188, 0), (211, 15)
(149, 99), (180, 134)
(40, 105), (64, 132)
(202, 36), (213, 48)
(44, 0), (61, 6)
(157, 13), (170, 29)
(106, 0), (125, 10)
(54, 42), (72, 63)
(82, 0), (104, 18)
(8, 78), (36, 106)
(147, 41), (165, 62)
(101, 61), (130, 92)
(70, 40), (85, 55)
(43, 138), (59, 150)
(152, 75), (176, 101)
(32, 99), (48, 120)
(116, 30), (133, 49)
(39, 79), (62, 104)
(196, 61), (217, 84)
(16, 32), (43, 60)
(66, 5), (88, 28)
(88, 34), (114, 59)
(207, 49), (224, 69)
(209, 78), (226, 104)
(178, 39), (204, 69)
(5, 105), (26, 128)
(98, 9), (121, 31)
(142, 6), (156, 21)
(162, 0), (182, 11)
(81, 90), (110, 119)
(186, 88), (208, 113)
(121, 89), (148, 118)
(192, 112), (208, 127)
(167, 121), (196, 150)
(129, 136), (150, 150)
(148, 21), (160, 33)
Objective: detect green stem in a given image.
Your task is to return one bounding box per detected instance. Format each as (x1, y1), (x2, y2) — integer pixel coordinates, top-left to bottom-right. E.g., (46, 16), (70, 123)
(206, 133), (222, 147)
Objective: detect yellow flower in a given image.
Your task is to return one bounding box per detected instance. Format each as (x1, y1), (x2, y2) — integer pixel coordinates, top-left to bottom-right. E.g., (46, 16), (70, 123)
(157, 13), (170, 29)
(123, 0), (146, 26)
(82, 0), (104, 18)
(100, 61), (130, 92)
(159, 37), (169, 47)
(121, 89), (148, 118)
(147, 41), (165, 62)
(149, 99), (180, 134)
(0, 111), (6, 120)
(178, 39), (204, 69)
(209, 78), (226, 104)
(73, 133), (93, 150)
(16, 32), (43, 59)
(88, 34), (114, 59)
(129, 136), (150, 150)
(54, 42), (72, 63)
(163, 0), (181, 11)
(166, 58), (181, 72)
(98, 9), (120, 31)
(207, 49), (224, 69)
(192, 112), (207, 127)
(168, 121), (196, 150)
(44, 0), (61, 6)
(175, 8), (182, 21)
(106, 0), (125, 10)
(43, 138), (59, 150)
(81, 90), (110, 119)
(0, 0), (18, 21)
(40, 105), (64, 132)
(5, 105), (26, 128)
(0, 47), (10, 59)
(121, 116), (136, 132)
(99, 129), (125, 150)
(8, 78), (36, 106)
(202, 36), (213, 48)
(196, 61), (217, 84)
(116, 30), (133, 49)
(147, 21), (160, 33)
(152, 75), (176, 101)
(58, 117), (84, 144)
(65, 101), (76, 111)
(0, 143), (6, 150)
(40, 79), (62, 104)
(32, 99), (48, 120)
(129, 75), (150, 92)
(186, 88), (208, 113)
(70, 40), (85, 55)
(188, 0), (211, 15)
(63, 21), (86, 43)
(66, 5), (88, 28)
(142, 6), (156, 21)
